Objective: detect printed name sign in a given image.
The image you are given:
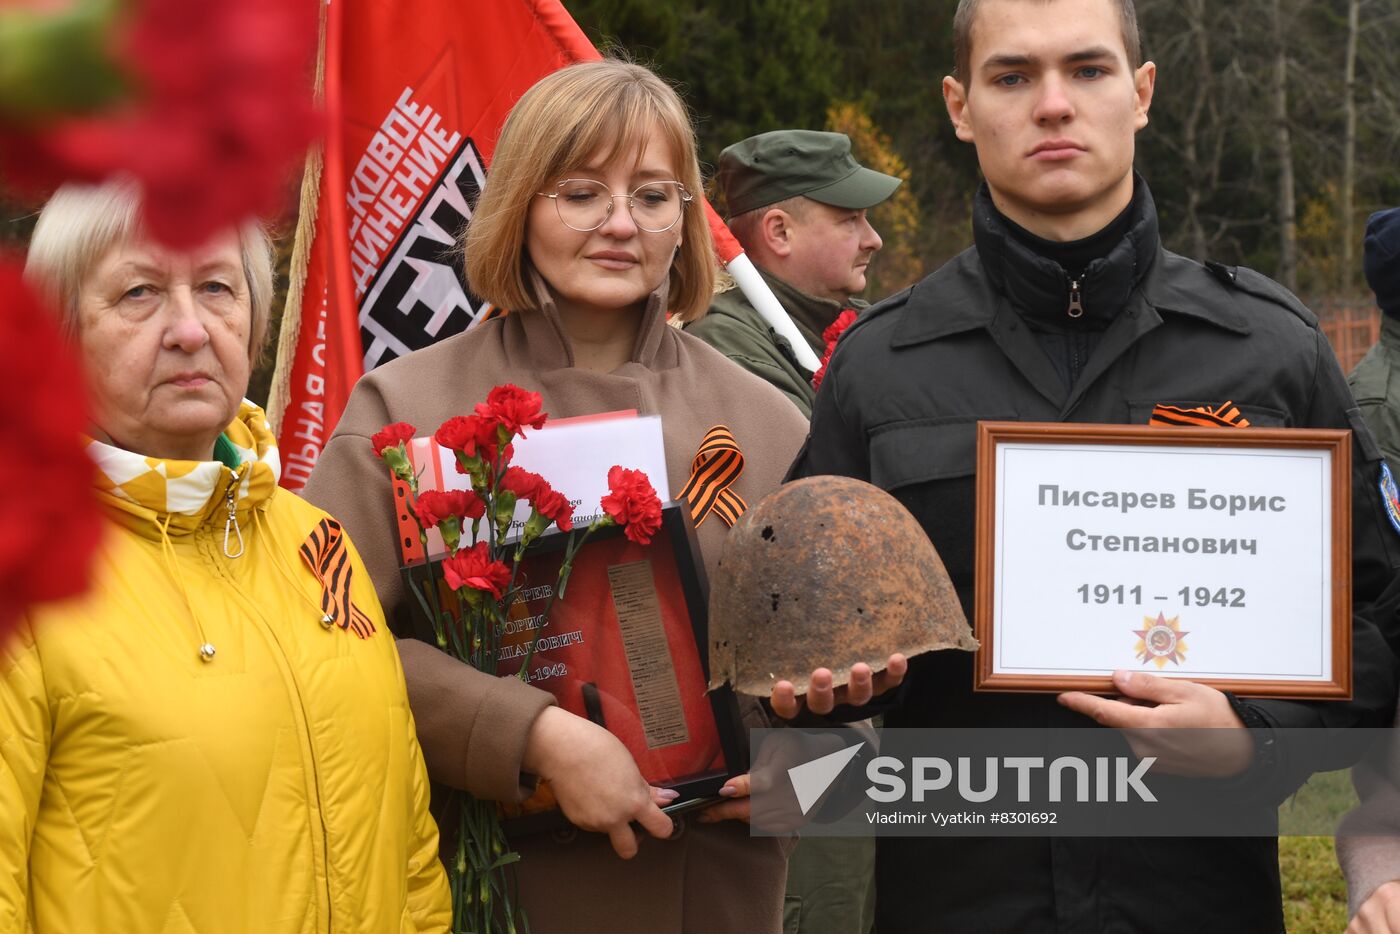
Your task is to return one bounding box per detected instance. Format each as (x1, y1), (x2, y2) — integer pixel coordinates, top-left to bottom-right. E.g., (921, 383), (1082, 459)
(974, 422), (1352, 698)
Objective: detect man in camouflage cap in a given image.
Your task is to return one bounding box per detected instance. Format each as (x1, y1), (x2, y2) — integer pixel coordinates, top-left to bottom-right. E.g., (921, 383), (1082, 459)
(685, 129), (901, 418)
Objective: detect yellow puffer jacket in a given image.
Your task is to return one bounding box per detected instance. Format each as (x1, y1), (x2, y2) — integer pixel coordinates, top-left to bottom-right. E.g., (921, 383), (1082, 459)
(0, 403), (450, 933)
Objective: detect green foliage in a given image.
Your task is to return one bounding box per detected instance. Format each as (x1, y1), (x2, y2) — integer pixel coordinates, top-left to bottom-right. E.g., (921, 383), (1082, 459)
(826, 100), (924, 294)
(1298, 183), (1345, 296)
(566, 0), (838, 172)
(824, 0), (977, 279)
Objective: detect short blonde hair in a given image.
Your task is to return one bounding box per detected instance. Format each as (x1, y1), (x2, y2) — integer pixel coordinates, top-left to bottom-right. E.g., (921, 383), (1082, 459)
(23, 179), (275, 365)
(465, 59), (714, 323)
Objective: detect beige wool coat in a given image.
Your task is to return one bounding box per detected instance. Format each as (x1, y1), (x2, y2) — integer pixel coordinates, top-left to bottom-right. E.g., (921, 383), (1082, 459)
(304, 276), (809, 934)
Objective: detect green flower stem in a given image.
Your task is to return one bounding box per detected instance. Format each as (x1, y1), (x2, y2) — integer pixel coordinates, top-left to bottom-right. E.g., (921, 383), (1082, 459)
(418, 531), (450, 651)
(448, 790), (527, 933)
(451, 828), (468, 929)
(388, 440), (556, 933)
(396, 475), (448, 652)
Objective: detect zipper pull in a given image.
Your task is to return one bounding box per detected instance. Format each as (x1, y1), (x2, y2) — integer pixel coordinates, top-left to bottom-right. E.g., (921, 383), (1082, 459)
(1067, 279), (1085, 319)
(223, 470), (245, 559)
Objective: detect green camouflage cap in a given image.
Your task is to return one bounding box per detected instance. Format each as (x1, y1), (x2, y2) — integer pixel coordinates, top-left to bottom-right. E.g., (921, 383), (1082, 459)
(717, 129), (902, 217)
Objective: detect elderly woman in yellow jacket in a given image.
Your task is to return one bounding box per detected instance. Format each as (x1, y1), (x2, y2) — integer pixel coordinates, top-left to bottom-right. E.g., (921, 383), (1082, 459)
(0, 180), (451, 932)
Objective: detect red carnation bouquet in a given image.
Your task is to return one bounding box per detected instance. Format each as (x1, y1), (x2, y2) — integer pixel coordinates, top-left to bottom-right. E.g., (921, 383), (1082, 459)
(373, 384), (662, 934)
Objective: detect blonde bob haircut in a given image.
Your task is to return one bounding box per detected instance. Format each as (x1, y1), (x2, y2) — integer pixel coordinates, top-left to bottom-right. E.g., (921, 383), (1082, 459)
(465, 59), (714, 323)
(23, 178), (276, 366)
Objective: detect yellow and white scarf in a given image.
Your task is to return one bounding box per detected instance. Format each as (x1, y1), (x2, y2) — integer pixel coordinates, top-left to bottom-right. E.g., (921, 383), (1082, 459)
(86, 400), (281, 533)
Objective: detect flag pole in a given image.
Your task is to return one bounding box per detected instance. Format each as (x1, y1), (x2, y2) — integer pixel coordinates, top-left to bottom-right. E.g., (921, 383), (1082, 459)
(266, 0), (329, 436)
(704, 202), (822, 373)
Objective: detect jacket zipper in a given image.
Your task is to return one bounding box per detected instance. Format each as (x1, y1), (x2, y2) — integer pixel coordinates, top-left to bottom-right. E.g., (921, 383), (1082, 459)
(1066, 278), (1085, 318)
(223, 469), (245, 559)
(221, 564), (334, 928)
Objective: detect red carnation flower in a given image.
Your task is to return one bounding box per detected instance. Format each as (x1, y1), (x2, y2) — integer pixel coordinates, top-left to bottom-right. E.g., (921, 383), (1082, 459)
(499, 466), (545, 502)
(0, 258), (99, 644)
(413, 489), (484, 529)
(812, 308), (859, 392)
(371, 422), (416, 456)
(435, 414), (512, 467)
(441, 542), (511, 599)
(475, 384), (547, 439)
(533, 485), (574, 533)
(822, 309), (860, 346)
(434, 415), (481, 454)
(600, 466), (662, 545)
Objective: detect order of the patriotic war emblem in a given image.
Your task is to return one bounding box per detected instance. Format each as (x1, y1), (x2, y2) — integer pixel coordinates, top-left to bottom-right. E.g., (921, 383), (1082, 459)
(1133, 612), (1188, 667)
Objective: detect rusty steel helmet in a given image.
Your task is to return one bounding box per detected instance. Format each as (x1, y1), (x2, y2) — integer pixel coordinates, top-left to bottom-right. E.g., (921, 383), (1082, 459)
(709, 475), (976, 696)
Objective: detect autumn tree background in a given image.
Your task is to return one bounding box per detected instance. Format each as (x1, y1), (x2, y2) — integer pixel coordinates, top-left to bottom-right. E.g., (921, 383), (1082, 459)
(5, 0), (1395, 305)
(564, 0), (1399, 309)
(1, 0), (1395, 367)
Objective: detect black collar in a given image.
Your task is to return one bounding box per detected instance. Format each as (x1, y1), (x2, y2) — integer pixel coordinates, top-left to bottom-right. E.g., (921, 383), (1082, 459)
(891, 179), (1251, 348)
(973, 176), (1157, 325)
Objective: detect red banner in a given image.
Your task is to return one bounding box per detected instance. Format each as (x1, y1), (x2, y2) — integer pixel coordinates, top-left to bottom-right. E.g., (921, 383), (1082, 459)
(269, 0), (601, 491)
(268, 0), (756, 491)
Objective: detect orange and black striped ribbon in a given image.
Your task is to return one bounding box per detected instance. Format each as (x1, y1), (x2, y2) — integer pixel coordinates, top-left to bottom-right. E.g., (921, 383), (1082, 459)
(679, 425), (748, 528)
(1148, 401), (1251, 429)
(299, 517), (376, 638)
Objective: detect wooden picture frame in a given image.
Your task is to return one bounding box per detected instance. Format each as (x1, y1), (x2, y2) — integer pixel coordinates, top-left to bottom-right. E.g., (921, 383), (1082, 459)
(974, 421), (1352, 699)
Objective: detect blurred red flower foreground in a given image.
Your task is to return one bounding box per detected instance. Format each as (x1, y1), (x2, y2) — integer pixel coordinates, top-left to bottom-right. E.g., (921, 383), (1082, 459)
(0, 0), (321, 249)
(0, 259), (98, 642)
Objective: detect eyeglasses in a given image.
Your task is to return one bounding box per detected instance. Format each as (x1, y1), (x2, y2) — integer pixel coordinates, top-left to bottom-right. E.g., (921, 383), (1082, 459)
(537, 179), (693, 233)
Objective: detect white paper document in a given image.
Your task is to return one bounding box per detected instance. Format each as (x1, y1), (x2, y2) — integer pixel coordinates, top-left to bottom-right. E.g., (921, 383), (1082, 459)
(408, 411), (669, 554)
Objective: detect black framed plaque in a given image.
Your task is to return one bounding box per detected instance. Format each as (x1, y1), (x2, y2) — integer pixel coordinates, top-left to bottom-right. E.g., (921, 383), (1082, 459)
(402, 503), (746, 833)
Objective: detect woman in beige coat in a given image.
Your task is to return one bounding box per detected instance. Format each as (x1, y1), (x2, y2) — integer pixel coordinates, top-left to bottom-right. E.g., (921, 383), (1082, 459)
(305, 60), (811, 932)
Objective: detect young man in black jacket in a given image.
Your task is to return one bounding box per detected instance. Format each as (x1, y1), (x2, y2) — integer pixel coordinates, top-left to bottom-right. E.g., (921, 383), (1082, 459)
(789, 0), (1400, 930)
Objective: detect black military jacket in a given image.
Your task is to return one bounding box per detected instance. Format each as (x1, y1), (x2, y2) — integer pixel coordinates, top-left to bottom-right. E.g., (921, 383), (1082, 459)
(791, 183), (1400, 933)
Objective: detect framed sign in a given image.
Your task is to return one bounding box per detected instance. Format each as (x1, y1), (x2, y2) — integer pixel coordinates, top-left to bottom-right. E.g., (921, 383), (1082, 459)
(974, 422), (1352, 699)
(402, 504), (745, 833)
